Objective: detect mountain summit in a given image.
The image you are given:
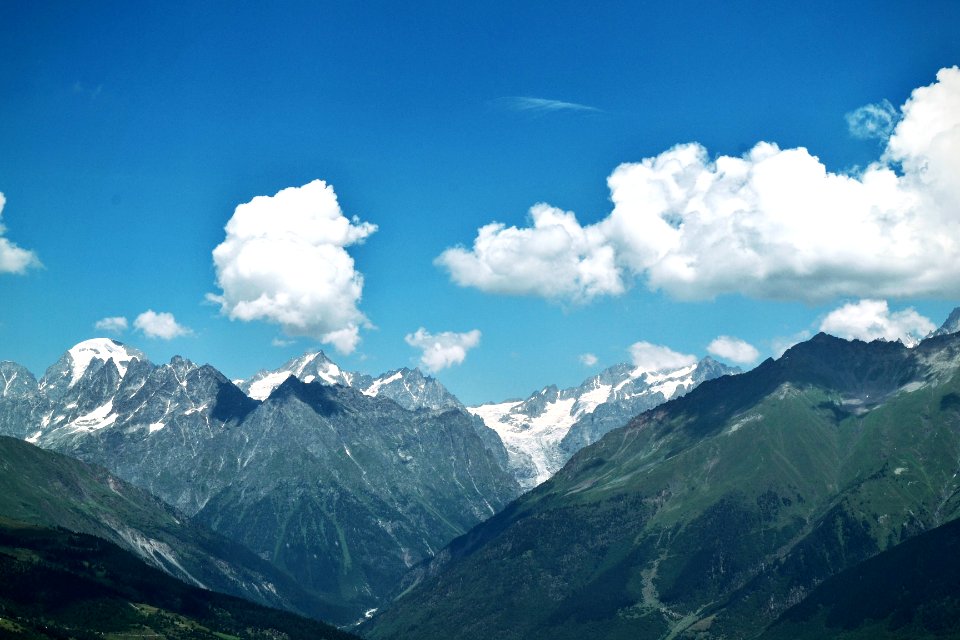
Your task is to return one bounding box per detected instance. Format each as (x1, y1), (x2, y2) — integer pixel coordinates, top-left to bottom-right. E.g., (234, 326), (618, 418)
(240, 351), (356, 400)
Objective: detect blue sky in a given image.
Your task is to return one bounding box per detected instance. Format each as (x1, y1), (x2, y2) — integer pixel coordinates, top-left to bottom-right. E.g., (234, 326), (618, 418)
(2, 1), (959, 404)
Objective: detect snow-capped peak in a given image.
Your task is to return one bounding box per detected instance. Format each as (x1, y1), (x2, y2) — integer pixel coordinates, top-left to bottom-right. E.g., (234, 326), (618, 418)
(242, 350), (353, 400)
(68, 338), (141, 387)
(289, 351), (344, 385)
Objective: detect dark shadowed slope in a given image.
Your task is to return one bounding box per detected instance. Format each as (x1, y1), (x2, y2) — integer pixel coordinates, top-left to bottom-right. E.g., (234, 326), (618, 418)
(0, 517), (357, 640)
(0, 435), (347, 623)
(760, 515), (960, 639)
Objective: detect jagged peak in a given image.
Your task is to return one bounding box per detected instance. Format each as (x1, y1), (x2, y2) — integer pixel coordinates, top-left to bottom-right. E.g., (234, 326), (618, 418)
(357, 367), (466, 412)
(166, 354), (197, 369)
(288, 350), (336, 371)
(930, 307), (960, 338)
(372, 366), (427, 379)
(0, 361), (38, 398)
(536, 384), (560, 397)
(241, 349), (350, 401)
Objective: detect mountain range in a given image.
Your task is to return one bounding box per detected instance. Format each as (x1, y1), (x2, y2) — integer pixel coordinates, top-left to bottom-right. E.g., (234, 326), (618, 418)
(0, 341), (518, 624)
(6, 312), (960, 638)
(0, 433), (340, 620)
(0, 335), (728, 625)
(366, 314), (960, 639)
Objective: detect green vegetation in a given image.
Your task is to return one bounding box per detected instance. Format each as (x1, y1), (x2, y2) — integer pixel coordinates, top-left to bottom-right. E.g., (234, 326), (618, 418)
(760, 516), (960, 639)
(366, 334), (960, 639)
(0, 435), (348, 624)
(0, 517), (357, 640)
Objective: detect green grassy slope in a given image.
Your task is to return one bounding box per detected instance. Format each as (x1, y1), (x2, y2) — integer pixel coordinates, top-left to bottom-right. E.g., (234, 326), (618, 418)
(0, 435), (349, 624)
(366, 334), (960, 640)
(0, 517), (357, 640)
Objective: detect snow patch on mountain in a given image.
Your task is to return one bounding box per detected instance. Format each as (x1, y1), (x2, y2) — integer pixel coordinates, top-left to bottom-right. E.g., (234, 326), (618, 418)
(363, 371), (404, 398)
(67, 400), (118, 432)
(573, 382), (612, 414)
(643, 363), (698, 398)
(471, 359), (735, 489)
(246, 371), (296, 401)
(469, 396), (582, 486)
(1, 370), (20, 397)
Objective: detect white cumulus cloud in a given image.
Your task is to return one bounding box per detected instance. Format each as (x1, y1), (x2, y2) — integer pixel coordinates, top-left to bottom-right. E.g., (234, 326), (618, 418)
(819, 299), (935, 347)
(404, 328), (481, 373)
(134, 310), (192, 340)
(628, 341), (697, 374)
(94, 316), (128, 334)
(707, 336), (759, 365)
(579, 353), (598, 367)
(439, 67), (960, 304)
(209, 180), (377, 354)
(436, 204), (623, 303)
(0, 193), (41, 275)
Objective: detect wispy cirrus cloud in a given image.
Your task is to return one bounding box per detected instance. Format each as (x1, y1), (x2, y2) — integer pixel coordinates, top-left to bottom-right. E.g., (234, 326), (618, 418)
(494, 96), (601, 114)
(845, 99), (898, 140)
(72, 81), (103, 100)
